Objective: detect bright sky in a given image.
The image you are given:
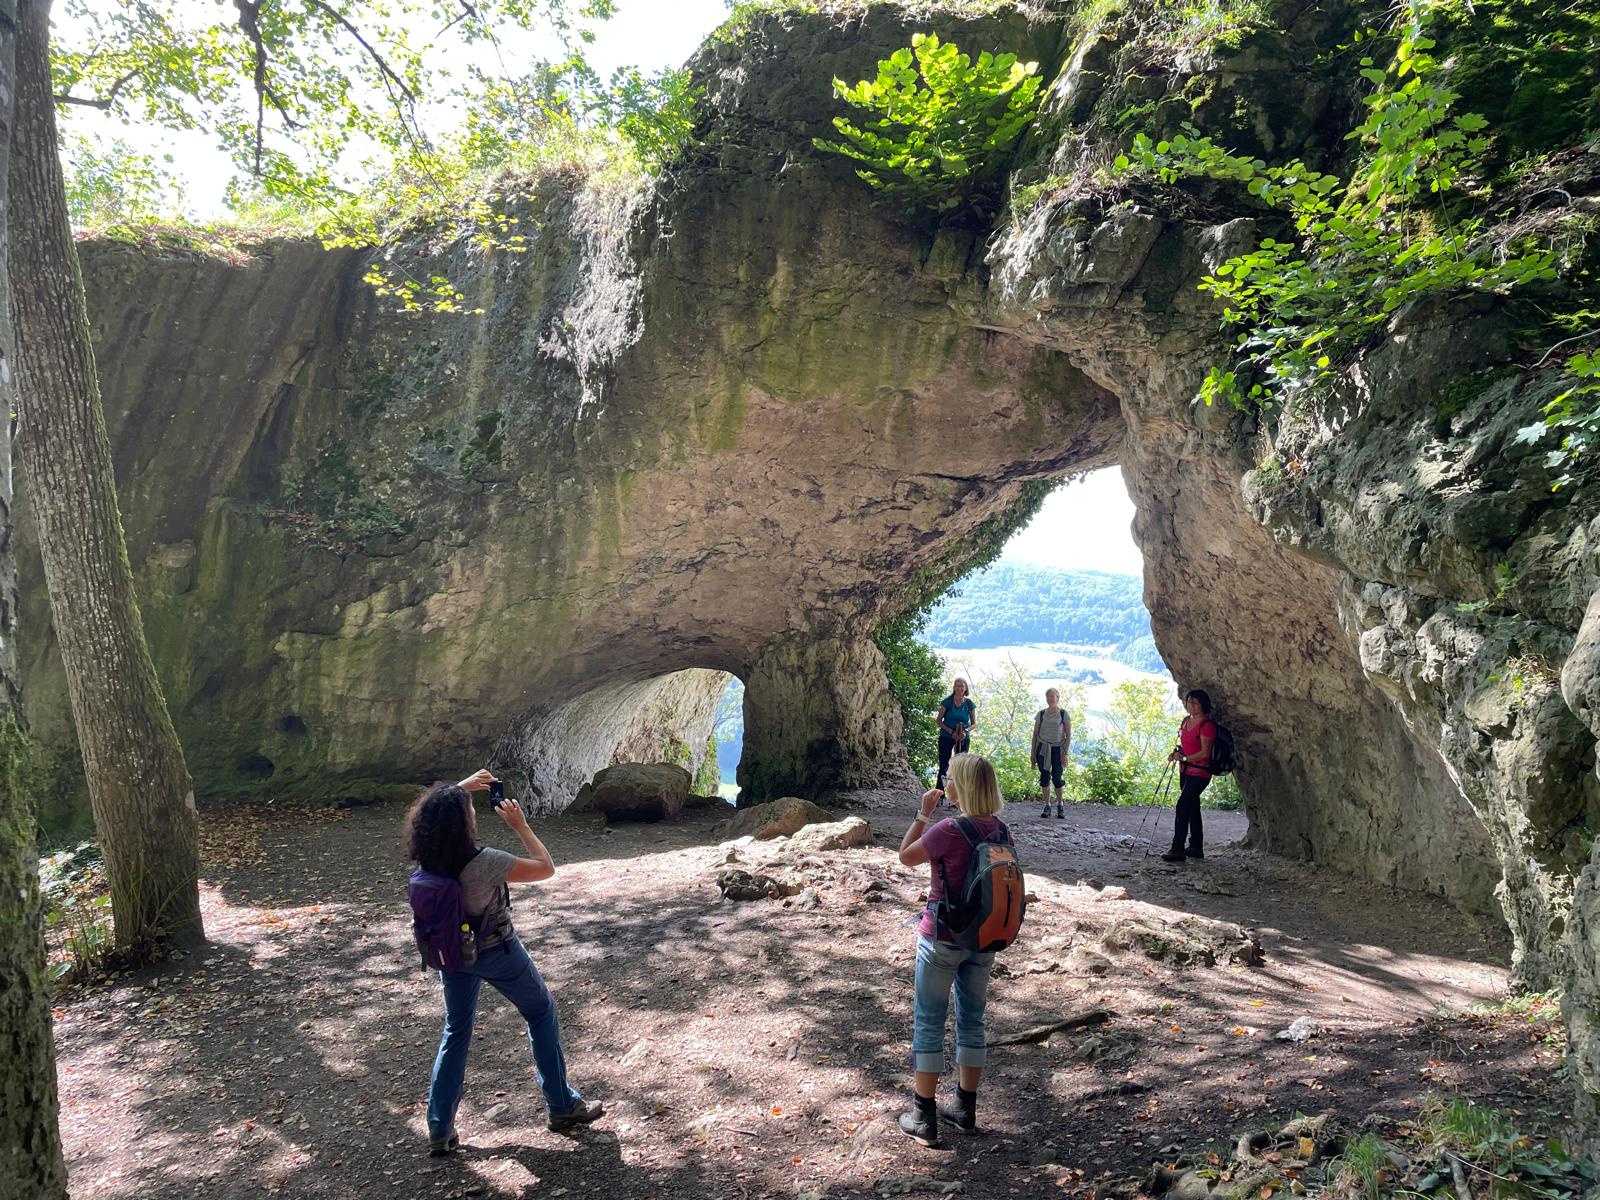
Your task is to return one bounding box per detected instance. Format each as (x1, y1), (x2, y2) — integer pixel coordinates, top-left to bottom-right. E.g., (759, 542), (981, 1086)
(999, 468), (1143, 577)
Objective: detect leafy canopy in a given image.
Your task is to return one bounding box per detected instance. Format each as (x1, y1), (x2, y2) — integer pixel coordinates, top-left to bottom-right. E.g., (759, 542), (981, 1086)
(814, 32), (1042, 219)
(53, 0), (698, 308)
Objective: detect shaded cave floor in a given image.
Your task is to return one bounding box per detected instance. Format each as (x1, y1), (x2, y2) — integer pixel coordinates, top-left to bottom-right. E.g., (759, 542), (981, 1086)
(52, 796), (1563, 1200)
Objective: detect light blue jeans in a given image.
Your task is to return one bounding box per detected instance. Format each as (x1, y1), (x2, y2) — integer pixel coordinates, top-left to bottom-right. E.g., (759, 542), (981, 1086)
(426, 936), (583, 1139)
(912, 935), (996, 1073)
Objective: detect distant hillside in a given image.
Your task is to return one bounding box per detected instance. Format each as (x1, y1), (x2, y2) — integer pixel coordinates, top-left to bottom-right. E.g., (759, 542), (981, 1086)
(921, 563), (1162, 671)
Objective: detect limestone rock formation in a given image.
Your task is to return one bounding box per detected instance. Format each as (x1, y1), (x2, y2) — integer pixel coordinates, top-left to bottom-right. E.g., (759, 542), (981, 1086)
(19, 0), (1600, 1144)
(785, 816), (873, 853)
(717, 797), (834, 842)
(568, 762), (691, 823)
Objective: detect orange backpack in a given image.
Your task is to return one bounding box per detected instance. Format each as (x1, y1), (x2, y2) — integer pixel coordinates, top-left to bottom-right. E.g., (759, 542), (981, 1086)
(936, 818), (1027, 953)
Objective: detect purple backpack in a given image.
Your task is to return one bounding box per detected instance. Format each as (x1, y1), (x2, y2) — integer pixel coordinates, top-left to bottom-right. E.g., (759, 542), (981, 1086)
(408, 862), (479, 972)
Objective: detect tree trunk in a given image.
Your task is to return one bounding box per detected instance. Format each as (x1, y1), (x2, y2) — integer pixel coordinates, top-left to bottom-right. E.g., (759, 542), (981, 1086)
(0, 0), (69, 1193)
(9, 0), (203, 950)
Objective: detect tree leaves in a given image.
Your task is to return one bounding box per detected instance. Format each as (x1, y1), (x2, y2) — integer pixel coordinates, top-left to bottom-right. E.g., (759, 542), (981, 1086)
(814, 32), (1043, 220)
(1113, 4), (1565, 420)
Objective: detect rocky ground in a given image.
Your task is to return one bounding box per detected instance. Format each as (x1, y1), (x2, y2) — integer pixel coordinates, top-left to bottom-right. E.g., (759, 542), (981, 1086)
(50, 796), (1570, 1200)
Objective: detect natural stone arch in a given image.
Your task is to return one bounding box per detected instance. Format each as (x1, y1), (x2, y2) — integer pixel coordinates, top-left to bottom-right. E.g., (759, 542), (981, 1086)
(22, 0), (1599, 1094)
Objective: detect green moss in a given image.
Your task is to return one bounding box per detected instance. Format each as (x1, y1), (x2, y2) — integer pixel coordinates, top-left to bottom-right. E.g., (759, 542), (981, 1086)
(1433, 366), (1523, 439)
(458, 410), (504, 474)
(276, 440), (409, 546)
(711, 383), (748, 453)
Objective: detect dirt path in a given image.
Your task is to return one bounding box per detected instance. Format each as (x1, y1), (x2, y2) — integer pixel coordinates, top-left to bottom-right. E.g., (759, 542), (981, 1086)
(53, 798), (1562, 1200)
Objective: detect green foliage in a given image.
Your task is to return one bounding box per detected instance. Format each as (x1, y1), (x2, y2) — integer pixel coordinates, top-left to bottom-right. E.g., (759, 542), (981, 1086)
(1433, 0), (1600, 161)
(1080, 680), (1179, 804)
(814, 33), (1043, 220)
(53, 0), (699, 312)
(694, 731), (721, 796)
(39, 841), (113, 987)
(875, 614), (947, 782)
(1331, 1132), (1388, 1200)
(1072, 0), (1270, 51)
(1114, 4), (1561, 416)
(1523, 349), (1600, 490)
(277, 444), (408, 546)
(1414, 1094), (1597, 1199)
(62, 134), (180, 229)
(587, 67), (702, 169)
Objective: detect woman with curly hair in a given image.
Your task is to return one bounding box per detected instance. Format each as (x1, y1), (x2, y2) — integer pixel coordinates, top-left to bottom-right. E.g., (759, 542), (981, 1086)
(405, 770), (604, 1155)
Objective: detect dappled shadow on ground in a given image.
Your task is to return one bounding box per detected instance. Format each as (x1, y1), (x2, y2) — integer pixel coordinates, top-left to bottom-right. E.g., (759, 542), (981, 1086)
(52, 798), (1562, 1200)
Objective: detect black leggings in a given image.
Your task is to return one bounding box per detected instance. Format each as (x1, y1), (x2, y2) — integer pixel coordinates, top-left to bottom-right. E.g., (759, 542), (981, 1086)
(936, 732), (966, 788)
(1170, 772), (1211, 854)
(1036, 744), (1063, 789)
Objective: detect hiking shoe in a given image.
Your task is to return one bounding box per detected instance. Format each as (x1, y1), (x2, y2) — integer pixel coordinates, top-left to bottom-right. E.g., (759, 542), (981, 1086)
(1055, 804), (1065, 818)
(938, 1087), (978, 1135)
(548, 1101), (606, 1133)
(898, 1101), (940, 1147)
(427, 1131), (459, 1157)
(1040, 804), (1051, 818)
(1186, 850), (1205, 860)
(1160, 851), (1186, 863)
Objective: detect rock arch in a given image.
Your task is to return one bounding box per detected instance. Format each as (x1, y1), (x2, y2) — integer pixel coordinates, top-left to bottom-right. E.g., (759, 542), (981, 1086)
(21, 0), (1600, 1139)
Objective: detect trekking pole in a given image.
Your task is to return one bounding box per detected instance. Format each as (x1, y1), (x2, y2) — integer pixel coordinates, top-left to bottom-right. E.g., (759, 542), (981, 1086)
(1136, 758), (1177, 857)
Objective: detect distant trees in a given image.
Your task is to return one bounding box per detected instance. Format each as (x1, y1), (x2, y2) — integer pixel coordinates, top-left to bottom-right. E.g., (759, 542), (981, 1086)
(921, 564), (1159, 667)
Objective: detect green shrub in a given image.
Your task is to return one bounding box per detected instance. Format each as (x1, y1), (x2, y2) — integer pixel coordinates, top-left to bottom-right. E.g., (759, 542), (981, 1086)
(1115, 5), (1562, 419)
(815, 33), (1043, 220)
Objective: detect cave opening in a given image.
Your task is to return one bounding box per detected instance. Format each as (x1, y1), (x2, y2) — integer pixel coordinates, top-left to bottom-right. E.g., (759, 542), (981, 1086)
(920, 468), (1242, 816)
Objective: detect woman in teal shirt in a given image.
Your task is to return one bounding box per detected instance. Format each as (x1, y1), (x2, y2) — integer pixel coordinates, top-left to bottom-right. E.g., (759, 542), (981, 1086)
(934, 678), (977, 789)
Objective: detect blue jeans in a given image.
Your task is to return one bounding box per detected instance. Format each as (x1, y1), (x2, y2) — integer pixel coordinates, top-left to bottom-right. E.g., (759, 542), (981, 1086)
(911, 935), (995, 1074)
(426, 936), (582, 1139)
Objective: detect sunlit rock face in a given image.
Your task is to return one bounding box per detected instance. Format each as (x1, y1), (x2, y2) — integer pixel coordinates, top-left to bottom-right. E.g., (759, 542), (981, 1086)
(25, 0), (1600, 1147)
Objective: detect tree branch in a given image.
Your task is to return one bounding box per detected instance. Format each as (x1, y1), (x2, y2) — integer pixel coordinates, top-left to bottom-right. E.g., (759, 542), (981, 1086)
(301, 0), (417, 104)
(52, 66), (142, 112)
(232, 0), (300, 174)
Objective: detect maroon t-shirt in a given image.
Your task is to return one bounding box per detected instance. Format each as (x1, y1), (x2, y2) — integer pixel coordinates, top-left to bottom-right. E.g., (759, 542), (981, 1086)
(1179, 718), (1217, 777)
(918, 815), (1008, 940)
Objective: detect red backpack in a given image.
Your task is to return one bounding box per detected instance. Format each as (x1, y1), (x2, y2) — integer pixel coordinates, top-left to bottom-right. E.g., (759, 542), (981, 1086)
(936, 818), (1028, 953)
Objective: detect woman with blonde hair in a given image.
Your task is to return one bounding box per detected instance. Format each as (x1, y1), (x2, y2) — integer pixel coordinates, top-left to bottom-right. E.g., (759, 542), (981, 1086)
(896, 752), (1013, 1145)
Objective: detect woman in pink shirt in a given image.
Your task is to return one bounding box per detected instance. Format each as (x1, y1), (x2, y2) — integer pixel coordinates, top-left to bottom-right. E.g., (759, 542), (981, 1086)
(1163, 689), (1215, 862)
(895, 753), (1010, 1145)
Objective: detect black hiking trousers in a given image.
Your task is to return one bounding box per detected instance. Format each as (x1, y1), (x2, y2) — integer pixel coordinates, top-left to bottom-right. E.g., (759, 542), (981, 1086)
(936, 731), (967, 789)
(1170, 771), (1211, 856)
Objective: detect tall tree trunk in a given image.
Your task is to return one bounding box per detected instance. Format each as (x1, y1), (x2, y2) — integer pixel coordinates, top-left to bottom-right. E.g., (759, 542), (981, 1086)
(0, 0), (69, 1192)
(9, 0), (203, 950)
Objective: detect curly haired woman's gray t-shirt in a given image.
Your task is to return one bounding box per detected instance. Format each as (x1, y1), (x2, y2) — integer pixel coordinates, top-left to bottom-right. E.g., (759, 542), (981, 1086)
(459, 846), (516, 949)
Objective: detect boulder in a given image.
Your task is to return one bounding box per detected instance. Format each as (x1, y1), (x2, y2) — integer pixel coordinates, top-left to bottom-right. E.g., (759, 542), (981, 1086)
(717, 797), (832, 841)
(569, 762), (691, 823)
(1102, 914), (1260, 969)
(784, 816), (873, 853)
(716, 868), (803, 902)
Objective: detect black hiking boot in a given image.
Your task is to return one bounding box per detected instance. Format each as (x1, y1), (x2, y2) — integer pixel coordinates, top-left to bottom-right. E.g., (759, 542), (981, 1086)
(898, 1095), (940, 1147)
(938, 1086), (978, 1135)
(1055, 803), (1065, 818)
(1040, 803), (1051, 818)
(1160, 850), (1185, 863)
(548, 1100), (606, 1133)
(427, 1130), (459, 1157)
(1186, 849), (1205, 860)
